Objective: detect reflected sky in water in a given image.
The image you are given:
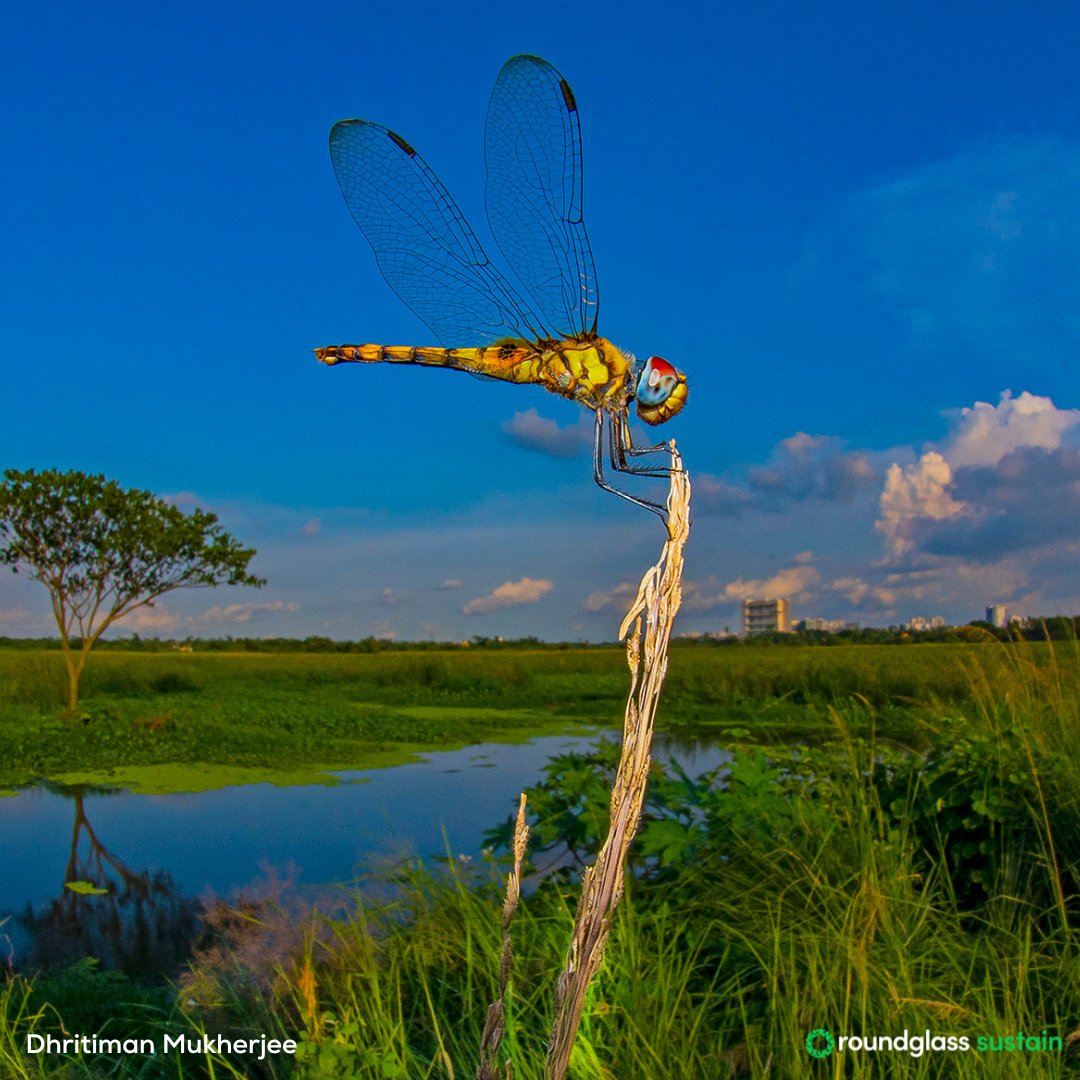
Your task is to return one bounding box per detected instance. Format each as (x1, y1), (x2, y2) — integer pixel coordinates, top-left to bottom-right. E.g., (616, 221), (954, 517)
(2, 732), (728, 929)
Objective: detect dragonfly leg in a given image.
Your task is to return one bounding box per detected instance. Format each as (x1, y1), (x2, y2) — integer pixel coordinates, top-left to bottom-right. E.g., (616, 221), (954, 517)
(609, 411), (676, 478)
(592, 410), (668, 520)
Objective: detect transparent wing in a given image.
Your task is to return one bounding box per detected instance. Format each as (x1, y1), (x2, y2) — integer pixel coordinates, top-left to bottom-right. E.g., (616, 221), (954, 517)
(485, 54), (599, 340)
(329, 120), (547, 347)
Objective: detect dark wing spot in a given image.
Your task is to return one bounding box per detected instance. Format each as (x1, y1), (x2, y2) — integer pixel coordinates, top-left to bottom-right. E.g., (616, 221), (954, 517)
(559, 79), (577, 113)
(387, 130), (417, 156)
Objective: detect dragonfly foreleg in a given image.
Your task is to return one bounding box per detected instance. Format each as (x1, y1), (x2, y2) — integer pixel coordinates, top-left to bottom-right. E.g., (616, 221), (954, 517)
(592, 410), (668, 520)
(609, 411), (675, 478)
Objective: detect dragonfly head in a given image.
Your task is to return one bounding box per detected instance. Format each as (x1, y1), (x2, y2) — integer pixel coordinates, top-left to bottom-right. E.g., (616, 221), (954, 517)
(634, 356), (688, 426)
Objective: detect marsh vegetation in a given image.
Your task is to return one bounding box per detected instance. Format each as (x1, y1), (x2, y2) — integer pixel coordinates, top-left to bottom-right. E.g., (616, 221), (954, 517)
(2, 639), (1079, 1077)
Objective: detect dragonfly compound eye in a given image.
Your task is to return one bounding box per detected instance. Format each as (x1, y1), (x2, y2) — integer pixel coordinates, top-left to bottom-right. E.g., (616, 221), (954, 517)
(634, 357), (687, 425)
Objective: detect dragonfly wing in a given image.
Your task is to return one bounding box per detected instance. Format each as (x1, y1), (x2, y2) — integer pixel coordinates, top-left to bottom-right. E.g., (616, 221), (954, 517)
(485, 54), (599, 340)
(329, 120), (545, 347)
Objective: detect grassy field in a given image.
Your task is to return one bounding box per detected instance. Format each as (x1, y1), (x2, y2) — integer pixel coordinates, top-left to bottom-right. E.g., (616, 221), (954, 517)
(2, 639), (1076, 788)
(2, 639), (1080, 1077)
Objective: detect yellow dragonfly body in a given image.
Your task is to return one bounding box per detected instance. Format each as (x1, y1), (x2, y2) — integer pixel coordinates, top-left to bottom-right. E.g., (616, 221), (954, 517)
(316, 55), (687, 516)
(315, 338), (686, 428)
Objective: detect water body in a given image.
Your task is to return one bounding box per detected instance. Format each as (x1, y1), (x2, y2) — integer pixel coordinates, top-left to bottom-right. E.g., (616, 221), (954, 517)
(1, 731), (727, 978)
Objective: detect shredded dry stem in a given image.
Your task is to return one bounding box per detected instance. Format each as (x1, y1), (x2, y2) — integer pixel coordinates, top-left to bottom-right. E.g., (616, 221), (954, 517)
(544, 445), (691, 1080)
(477, 793), (530, 1080)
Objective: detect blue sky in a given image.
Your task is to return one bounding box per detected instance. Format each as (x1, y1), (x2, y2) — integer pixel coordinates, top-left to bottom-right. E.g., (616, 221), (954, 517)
(4, 0), (1080, 640)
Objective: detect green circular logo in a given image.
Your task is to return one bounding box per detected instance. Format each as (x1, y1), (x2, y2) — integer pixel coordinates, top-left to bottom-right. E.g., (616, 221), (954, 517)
(805, 1028), (834, 1058)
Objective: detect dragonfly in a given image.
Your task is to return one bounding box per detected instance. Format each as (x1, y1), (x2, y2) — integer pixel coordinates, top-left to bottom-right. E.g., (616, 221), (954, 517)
(314, 54), (688, 519)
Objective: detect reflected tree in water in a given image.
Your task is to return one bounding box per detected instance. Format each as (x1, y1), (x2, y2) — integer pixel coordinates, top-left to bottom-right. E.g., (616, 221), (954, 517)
(17, 786), (202, 979)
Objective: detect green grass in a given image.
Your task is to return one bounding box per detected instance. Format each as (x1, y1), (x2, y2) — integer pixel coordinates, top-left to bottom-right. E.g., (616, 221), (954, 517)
(3, 640), (1078, 788)
(0, 649), (605, 789)
(6, 722), (1078, 1078)
(3, 639), (1080, 1076)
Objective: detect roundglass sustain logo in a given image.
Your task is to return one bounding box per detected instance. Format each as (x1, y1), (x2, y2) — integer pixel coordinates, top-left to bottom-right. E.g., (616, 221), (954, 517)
(805, 1028), (835, 1058)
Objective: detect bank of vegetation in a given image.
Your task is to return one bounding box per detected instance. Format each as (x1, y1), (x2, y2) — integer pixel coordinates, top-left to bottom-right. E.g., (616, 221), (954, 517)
(2, 640), (1079, 1076)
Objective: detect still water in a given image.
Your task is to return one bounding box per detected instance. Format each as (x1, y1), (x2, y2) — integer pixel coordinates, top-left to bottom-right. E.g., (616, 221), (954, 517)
(1, 731), (727, 978)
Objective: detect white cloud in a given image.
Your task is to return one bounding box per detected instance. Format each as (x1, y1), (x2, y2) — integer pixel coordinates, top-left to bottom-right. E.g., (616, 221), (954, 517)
(115, 606), (183, 632)
(501, 408), (592, 458)
(876, 391), (1080, 562)
(721, 565), (821, 603)
(829, 576), (896, 608)
(300, 518), (321, 536)
(876, 452), (965, 560)
(697, 432), (877, 516)
(462, 577), (553, 615)
(693, 474), (756, 516)
(684, 565), (822, 611)
(194, 601), (299, 626)
(581, 581), (638, 613)
(944, 390), (1080, 467)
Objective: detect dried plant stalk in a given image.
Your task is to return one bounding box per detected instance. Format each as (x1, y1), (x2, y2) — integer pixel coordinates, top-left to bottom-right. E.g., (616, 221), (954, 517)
(545, 446), (690, 1080)
(477, 793), (530, 1080)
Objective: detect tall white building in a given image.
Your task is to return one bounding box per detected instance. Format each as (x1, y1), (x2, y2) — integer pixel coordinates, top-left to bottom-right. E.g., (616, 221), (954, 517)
(986, 604), (1007, 628)
(742, 598), (791, 636)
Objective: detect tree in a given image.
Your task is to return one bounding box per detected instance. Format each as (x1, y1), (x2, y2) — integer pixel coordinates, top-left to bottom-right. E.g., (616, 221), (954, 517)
(0, 468), (265, 712)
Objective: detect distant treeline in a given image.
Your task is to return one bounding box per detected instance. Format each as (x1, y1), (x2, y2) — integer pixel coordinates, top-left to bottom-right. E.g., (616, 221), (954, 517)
(1, 617), (1079, 653)
(0, 634), (586, 653)
(706, 617), (1080, 647)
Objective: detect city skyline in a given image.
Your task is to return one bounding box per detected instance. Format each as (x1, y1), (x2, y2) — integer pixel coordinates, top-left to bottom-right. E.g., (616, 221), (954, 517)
(5, 2), (1080, 641)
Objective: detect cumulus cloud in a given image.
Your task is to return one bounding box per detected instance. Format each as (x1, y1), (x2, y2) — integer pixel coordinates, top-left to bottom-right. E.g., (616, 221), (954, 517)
(196, 601), (299, 625)
(748, 433), (877, 502)
(829, 576), (897, 608)
(924, 446), (1080, 560)
(876, 391), (1080, 563)
(877, 452), (965, 560)
(462, 577), (553, 615)
(581, 581), (638, 613)
(721, 565), (821, 603)
(684, 565), (821, 611)
(693, 474), (756, 516)
(944, 391), (1080, 467)
(501, 409), (592, 458)
(115, 607), (183, 632)
(697, 432), (877, 516)
(162, 490), (200, 509)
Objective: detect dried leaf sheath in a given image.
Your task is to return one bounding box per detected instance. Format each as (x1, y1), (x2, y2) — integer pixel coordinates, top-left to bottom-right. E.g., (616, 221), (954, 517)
(477, 794), (530, 1080)
(545, 445), (690, 1079)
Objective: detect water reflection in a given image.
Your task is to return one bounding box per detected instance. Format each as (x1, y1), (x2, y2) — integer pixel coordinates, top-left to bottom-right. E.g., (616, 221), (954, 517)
(15, 786), (201, 978)
(2, 732), (727, 980)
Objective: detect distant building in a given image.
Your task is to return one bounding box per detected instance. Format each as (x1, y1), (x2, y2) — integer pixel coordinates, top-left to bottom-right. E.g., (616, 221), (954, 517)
(742, 598), (791, 636)
(930, 616), (946, 629)
(796, 617), (855, 633)
(986, 604), (1007, 628)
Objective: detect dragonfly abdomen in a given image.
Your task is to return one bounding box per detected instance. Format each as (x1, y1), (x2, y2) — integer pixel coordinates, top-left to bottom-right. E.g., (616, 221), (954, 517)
(314, 337), (631, 409)
(314, 342), (524, 371)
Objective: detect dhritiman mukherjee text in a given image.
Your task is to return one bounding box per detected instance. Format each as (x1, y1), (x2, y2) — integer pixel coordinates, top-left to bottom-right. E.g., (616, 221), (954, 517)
(26, 1033), (298, 1059)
